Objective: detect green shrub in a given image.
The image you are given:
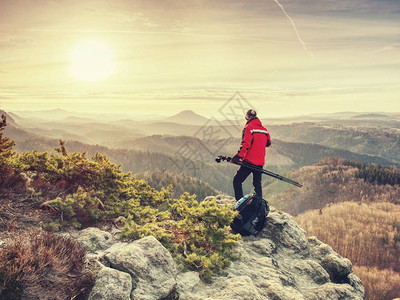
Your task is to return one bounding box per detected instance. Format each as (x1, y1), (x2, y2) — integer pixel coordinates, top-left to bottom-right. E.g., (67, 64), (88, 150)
(1, 135), (241, 281)
(44, 187), (105, 227)
(39, 220), (62, 232)
(121, 193), (241, 282)
(0, 115), (25, 190)
(14, 141), (172, 226)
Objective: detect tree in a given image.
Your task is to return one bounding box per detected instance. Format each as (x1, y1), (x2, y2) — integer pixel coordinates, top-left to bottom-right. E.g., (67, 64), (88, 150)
(0, 114), (16, 162)
(0, 114), (22, 189)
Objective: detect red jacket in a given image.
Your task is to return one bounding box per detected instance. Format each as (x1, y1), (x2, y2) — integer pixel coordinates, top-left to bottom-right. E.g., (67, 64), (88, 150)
(237, 118), (271, 166)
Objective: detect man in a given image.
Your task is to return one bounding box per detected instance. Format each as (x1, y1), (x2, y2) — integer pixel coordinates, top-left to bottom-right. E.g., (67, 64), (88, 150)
(231, 109), (271, 200)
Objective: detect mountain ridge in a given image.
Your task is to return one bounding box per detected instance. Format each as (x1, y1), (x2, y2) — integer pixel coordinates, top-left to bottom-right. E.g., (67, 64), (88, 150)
(162, 110), (209, 125)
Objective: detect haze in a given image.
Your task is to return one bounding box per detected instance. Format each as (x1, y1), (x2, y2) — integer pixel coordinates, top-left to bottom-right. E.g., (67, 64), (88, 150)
(1, 0), (399, 119)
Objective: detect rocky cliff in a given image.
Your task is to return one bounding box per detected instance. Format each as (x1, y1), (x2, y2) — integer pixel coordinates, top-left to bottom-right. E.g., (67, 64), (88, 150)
(74, 195), (364, 300)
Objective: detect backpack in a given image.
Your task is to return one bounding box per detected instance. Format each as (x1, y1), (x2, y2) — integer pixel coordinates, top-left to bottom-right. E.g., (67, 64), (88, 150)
(230, 194), (270, 236)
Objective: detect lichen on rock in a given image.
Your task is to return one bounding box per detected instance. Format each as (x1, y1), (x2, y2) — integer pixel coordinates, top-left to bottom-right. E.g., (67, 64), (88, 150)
(79, 195), (365, 300)
(105, 236), (178, 300)
(75, 227), (114, 252)
(88, 266), (132, 300)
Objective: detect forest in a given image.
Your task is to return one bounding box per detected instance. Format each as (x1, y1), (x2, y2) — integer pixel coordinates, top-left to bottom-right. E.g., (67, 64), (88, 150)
(266, 157), (400, 216)
(267, 157), (400, 299)
(137, 169), (218, 200)
(296, 202), (400, 300)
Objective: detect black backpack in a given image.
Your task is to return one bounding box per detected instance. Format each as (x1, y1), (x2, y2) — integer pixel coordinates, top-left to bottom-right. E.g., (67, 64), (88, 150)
(230, 194), (269, 236)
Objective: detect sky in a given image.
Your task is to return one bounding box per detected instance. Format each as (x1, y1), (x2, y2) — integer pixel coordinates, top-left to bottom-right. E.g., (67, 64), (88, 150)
(0, 0), (399, 119)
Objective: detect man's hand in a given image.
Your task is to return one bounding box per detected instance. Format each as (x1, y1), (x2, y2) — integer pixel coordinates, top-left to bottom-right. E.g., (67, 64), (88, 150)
(230, 154), (241, 164)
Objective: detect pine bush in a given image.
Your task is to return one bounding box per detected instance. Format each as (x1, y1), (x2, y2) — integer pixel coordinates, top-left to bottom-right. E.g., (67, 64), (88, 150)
(0, 115), (25, 190)
(121, 193), (241, 281)
(0, 131), (241, 281)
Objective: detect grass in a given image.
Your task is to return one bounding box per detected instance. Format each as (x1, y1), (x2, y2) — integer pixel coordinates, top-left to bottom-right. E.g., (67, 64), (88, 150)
(0, 229), (95, 300)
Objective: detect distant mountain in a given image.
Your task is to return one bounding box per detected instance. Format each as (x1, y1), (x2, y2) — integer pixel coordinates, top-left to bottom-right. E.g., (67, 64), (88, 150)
(273, 139), (397, 168)
(269, 122), (400, 163)
(353, 113), (389, 119)
(162, 110), (209, 125)
(12, 108), (72, 120)
(61, 116), (99, 123)
(11, 109), (135, 122)
(305, 111), (360, 118)
(305, 111), (395, 118)
(5, 112), (23, 124)
(0, 110), (16, 126)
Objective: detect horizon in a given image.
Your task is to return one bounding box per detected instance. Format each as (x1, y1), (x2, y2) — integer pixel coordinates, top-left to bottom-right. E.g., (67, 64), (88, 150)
(3, 106), (398, 123)
(1, 0), (399, 117)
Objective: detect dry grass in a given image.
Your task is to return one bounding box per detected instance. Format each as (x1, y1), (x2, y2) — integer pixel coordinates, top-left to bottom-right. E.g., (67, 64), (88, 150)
(0, 229), (94, 299)
(296, 202), (400, 270)
(354, 266), (400, 300)
(296, 201), (400, 300)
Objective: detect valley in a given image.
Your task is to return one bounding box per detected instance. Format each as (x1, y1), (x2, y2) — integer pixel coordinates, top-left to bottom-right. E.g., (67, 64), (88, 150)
(2, 108), (400, 299)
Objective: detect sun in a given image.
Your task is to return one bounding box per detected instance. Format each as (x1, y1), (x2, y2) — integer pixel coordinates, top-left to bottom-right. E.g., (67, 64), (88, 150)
(70, 40), (115, 82)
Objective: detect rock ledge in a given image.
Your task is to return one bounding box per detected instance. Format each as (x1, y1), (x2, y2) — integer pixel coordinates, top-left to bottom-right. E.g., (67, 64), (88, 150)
(76, 195), (364, 300)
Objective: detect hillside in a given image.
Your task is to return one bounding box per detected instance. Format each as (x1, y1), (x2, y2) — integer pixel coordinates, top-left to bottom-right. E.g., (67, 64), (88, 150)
(272, 139), (395, 168)
(0, 122), (364, 299)
(0, 110), (16, 126)
(1, 124), (238, 195)
(269, 122), (400, 164)
(13, 118), (146, 146)
(296, 202), (400, 300)
(9, 110), (400, 165)
(102, 134), (397, 169)
(265, 157), (400, 216)
(6, 109), (400, 173)
(6, 115), (399, 200)
(137, 169), (219, 200)
(263, 156), (400, 299)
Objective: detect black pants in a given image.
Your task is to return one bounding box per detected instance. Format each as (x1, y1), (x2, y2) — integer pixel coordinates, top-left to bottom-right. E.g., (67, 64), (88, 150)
(233, 165), (262, 200)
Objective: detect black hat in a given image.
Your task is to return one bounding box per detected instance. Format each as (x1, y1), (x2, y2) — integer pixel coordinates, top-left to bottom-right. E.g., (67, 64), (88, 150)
(245, 109), (257, 120)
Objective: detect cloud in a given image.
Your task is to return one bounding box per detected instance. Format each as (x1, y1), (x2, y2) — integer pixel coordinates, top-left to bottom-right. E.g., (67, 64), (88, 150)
(0, 0), (399, 115)
(370, 43), (400, 54)
(0, 33), (34, 47)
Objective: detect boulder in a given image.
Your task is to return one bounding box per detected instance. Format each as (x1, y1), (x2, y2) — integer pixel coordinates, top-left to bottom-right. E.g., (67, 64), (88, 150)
(257, 279), (305, 300)
(88, 266), (132, 300)
(85, 195), (364, 300)
(292, 259), (330, 285)
(303, 282), (360, 300)
(175, 195), (364, 300)
(176, 271), (204, 300)
(206, 276), (263, 300)
(259, 209), (309, 254)
(308, 236), (353, 283)
(105, 236), (178, 300)
(75, 227), (113, 252)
